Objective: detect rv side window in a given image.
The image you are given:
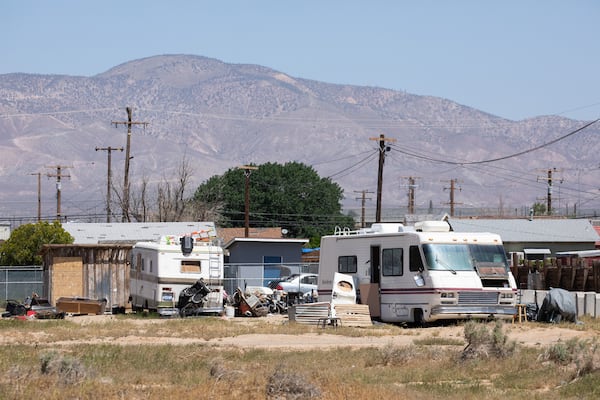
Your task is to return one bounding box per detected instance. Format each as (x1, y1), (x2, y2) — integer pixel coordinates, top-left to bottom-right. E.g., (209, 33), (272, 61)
(382, 248), (403, 276)
(338, 256), (357, 273)
(181, 260), (202, 273)
(409, 245), (424, 272)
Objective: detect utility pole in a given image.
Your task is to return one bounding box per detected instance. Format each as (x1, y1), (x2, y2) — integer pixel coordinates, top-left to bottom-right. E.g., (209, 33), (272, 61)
(239, 165), (258, 237)
(369, 134), (396, 222)
(443, 179), (461, 217)
(354, 190), (373, 228)
(401, 176), (420, 214)
(46, 165), (71, 221)
(29, 172), (42, 221)
(112, 107), (148, 222)
(537, 168), (561, 216)
(96, 146), (124, 222)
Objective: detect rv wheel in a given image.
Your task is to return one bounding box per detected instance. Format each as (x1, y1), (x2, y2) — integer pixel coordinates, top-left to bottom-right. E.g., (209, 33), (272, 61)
(413, 309), (428, 327)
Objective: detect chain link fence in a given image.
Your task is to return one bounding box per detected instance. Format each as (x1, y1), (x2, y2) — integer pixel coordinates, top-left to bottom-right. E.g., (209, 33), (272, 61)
(0, 266), (44, 305)
(223, 263), (318, 295)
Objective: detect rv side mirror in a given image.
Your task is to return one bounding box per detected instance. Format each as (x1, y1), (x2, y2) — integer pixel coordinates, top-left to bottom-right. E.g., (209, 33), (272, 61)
(181, 236), (194, 255)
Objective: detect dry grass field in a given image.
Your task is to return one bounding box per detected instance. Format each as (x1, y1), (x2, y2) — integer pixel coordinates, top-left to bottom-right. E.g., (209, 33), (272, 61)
(1, 313), (599, 399)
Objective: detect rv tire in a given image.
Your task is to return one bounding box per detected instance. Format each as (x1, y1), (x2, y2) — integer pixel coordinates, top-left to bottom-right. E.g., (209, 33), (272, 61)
(413, 309), (428, 327)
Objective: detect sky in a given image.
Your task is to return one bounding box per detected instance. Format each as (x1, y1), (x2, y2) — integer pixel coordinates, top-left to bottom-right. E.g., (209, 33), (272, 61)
(2, 1), (600, 121)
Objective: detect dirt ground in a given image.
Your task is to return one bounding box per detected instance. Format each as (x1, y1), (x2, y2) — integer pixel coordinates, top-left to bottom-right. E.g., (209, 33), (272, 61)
(3, 313), (597, 351)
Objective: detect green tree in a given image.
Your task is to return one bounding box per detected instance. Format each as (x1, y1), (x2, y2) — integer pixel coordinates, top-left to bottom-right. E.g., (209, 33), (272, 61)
(192, 162), (355, 246)
(532, 202), (547, 216)
(0, 221), (74, 266)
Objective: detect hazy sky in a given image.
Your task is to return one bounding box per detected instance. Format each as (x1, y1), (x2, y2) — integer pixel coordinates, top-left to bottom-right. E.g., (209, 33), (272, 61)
(2, 1), (599, 121)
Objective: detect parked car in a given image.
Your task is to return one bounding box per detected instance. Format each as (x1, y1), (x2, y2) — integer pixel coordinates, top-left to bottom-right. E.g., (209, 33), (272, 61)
(272, 273), (318, 297)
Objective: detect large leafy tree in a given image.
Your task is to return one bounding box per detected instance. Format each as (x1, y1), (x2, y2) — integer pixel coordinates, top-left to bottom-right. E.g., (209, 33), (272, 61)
(0, 221), (74, 266)
(192, 162), (355, 246)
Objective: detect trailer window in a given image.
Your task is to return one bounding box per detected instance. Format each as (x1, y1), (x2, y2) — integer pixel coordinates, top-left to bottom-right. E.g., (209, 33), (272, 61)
(181, 260), (202, 273)
(382, 248), (403, 276)
(338, 256), (357, 273)
(409, 245), (424, 272)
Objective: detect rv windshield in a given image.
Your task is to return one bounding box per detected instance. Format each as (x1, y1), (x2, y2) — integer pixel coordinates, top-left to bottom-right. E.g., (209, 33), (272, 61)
(423, 244), (508, 272)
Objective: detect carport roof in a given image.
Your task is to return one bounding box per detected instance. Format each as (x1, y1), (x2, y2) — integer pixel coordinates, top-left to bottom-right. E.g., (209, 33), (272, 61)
(447, 218), (599, 243)
(62, 222), (217, 244)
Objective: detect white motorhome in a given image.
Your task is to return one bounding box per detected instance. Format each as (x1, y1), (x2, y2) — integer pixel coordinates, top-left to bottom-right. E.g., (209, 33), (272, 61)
(317, 221), (517, 324)
(130, 233), (224, 316)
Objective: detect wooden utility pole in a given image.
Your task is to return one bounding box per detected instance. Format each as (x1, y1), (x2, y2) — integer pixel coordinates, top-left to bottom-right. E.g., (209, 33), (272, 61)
(401, 176), (420, 214)
(537, 168), (561, 216)
(369, 134), (396, 222)
(354, 190), (373, 228)
(46, 165), (71, 221)
(96, 146), (124, 222)
(112, 107), (148, 222)
(29, 172), (42, 221)
(443, 179), (461, 217)
(239, 165), (258, 237)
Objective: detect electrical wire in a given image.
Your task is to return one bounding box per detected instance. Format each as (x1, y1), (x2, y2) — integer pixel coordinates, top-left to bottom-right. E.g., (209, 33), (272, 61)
(388, 119), (598, 166)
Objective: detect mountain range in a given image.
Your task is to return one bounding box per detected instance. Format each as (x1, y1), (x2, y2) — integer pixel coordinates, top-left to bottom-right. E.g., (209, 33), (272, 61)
(1, 54), (598, 223)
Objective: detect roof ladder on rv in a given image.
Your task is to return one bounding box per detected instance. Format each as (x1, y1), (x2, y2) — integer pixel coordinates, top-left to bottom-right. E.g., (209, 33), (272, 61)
(209, 256), (220, 279)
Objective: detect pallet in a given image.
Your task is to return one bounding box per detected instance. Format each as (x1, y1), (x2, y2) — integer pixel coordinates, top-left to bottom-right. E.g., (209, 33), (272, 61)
(288, 302), (330, 325)
(333, 304), (372, 327)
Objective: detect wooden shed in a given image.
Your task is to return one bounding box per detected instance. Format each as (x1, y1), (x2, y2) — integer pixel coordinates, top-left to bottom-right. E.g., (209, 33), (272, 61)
(41, 244), (132, 310)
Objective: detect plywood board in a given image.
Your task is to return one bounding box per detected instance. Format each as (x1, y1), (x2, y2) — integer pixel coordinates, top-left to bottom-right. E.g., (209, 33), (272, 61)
(51, 257), (83, 305)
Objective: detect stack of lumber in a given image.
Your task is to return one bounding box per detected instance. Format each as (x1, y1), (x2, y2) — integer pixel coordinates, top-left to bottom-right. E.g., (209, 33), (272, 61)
(333, 304), (372, 327)
(288, 302), (330, 325)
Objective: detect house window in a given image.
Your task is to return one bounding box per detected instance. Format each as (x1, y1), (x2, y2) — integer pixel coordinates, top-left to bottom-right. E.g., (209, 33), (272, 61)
(382, 248), (403, 276)
(338, 256), (357, 273)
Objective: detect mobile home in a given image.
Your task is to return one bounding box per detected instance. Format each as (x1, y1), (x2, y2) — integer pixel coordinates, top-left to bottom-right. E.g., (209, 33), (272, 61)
(130, 233), (224, 316)
(317, 221), (517, 324)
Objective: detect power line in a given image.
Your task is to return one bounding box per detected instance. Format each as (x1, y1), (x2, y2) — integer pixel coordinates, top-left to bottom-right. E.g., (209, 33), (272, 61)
(388, 118), (599, 166)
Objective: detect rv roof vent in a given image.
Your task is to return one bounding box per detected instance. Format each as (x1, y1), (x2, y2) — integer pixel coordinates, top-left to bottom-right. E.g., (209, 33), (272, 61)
(371, 223), (405, 233)
(414, 221), (450, 232)
(180, 236), (194, 255)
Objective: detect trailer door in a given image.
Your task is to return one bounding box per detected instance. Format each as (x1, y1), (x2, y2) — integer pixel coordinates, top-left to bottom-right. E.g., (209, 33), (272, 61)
(362, 245), (381, 317)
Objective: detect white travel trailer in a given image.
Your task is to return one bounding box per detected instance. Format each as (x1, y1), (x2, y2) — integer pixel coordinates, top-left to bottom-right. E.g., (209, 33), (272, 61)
(130, 232), (225, 316)
(317, 221), (517, 324)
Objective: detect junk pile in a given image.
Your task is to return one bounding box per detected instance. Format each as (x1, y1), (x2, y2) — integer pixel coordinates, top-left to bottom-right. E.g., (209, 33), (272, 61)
(178, 278), (224, 317)
(229, 286), (287, 317)
(536, 287), (578, 324)
(2, 295), (65, 320)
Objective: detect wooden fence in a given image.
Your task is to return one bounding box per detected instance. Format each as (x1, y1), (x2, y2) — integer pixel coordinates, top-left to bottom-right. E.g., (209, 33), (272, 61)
(511, 258), (600, 292)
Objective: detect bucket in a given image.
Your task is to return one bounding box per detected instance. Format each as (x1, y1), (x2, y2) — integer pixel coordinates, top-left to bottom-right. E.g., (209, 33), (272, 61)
(225, 306), (235, 318)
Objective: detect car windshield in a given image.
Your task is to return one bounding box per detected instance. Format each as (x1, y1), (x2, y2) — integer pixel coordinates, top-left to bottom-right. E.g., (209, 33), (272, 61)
(423, 244), (508, 272)
(283, 274), (300, 282)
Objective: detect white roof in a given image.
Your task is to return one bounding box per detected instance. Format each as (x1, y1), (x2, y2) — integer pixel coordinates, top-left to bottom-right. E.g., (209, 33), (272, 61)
(62, 222), (217, 244)
(448, 218), (599, 243)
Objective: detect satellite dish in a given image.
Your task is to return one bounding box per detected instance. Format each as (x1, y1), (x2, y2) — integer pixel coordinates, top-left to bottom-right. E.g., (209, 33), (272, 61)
(281, 229), (289, 235)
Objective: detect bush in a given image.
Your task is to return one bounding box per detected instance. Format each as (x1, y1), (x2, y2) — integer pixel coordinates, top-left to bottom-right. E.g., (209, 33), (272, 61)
(265, 367), (321, 399)
(461, 320), (516, 360)
(40, 351), (87, 385)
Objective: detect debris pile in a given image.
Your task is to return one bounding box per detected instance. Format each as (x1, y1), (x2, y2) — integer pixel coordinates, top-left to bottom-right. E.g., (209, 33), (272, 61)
(178, 278), (224, 317)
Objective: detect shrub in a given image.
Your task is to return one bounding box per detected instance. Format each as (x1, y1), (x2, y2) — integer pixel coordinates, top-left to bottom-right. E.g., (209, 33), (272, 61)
(461, 320), (516, 360)
(40, 351), (87, 385)
(265, 367), (321, 399)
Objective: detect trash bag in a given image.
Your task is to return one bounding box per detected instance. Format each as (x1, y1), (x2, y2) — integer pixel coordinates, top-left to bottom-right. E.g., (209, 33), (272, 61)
(537, 288), (577, 323)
